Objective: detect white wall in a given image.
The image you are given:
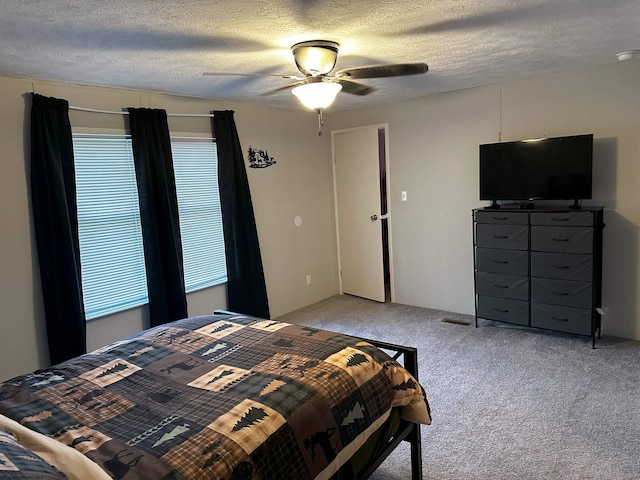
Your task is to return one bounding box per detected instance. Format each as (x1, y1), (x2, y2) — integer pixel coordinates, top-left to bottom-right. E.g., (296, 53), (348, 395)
(0, 78), (49, 377)
(330, 59), (640, 340)
(501, 62), (640, 340)
(329, 86), (499, 315)
(0, 77), (339, 381)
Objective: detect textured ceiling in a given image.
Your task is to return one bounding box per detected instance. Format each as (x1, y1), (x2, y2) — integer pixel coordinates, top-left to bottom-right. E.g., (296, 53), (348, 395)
(1, 0), (638, 112)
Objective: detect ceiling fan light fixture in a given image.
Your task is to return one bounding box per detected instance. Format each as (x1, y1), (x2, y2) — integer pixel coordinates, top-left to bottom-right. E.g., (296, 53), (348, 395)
(291, 40), (340, 75)
(291, 81), (342, 110)
(616, 49), (639, 61)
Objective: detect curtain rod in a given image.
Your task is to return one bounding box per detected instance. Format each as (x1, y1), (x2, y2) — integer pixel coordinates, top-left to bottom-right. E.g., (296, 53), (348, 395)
(69, 105), (214, 118)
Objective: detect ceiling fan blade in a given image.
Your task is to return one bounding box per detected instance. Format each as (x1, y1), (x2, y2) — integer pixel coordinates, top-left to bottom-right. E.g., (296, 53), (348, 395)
(262, 80), (305, 96)
(335, 62), (429, 79)
(336, 78), (376, 96)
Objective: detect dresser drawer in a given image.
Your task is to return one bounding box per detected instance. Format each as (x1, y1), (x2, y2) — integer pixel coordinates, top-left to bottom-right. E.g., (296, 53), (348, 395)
(531, 252), (593, 281)
(531, 278), (592, 308)
(530, 211), (594, 226)
(476, 224), (528, 250)
(476, 248), (528, 275)
(531, 226), (593, 253)
(475, 271), (529, 300)
(475, 211), (528, 225)
(531, 303), (592, 335)
(478, 296), (529, 325)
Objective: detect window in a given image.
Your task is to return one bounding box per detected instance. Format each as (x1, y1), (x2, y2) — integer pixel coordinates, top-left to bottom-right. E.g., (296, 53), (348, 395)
(73, 133), (148, 319)
(73, 132), (226, 320)
(171, 137), (227, 292)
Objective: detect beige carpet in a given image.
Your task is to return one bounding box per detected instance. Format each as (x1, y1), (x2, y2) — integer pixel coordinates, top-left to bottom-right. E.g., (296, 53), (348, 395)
(278, 294), (640, 480)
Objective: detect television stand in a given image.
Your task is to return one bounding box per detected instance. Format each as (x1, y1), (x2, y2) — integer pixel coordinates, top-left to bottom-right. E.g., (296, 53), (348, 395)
(487, 200), (500, 209)
(472, 206), (604, 348)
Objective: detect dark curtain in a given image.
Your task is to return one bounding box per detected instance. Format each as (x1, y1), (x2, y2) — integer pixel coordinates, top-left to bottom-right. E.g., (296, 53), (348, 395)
(128, 108), (187, 327)
(30, 93), (87, 364)
(212, 110), (270, 319)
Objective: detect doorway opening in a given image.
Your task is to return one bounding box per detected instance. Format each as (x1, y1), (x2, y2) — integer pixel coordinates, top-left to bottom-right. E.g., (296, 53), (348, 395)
(378, 128), (391, 302)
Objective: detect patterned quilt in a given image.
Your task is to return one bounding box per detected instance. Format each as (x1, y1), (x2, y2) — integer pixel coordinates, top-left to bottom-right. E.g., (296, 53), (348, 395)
(0, 427), (66, 479)
(0, 313), (430, 480)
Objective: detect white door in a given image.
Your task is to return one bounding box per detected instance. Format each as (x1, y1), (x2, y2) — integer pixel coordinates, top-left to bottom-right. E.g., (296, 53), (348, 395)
(332, 126), (386, 302)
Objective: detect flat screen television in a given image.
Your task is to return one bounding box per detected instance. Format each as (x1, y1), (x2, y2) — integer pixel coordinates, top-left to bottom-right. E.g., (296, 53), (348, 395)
(479, 134), (593, 205)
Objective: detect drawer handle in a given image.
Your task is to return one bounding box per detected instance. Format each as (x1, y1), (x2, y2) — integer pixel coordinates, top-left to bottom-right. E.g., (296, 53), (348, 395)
(494, 308), (510, 313)
(492, 216), (509, 220)
(494, 284), (510, 289)
(552, 265), (571, 270)
(552, 238), (570, 242)
(552, 291), (569, 296)
(493, 260), (509, 264)
(551, 316), (569, 322)
(493, 235), (509, 239)
(551, 217), (570, 222)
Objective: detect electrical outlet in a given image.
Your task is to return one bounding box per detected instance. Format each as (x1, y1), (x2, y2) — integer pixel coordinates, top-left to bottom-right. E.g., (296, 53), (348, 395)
(306, 274), (312, 286)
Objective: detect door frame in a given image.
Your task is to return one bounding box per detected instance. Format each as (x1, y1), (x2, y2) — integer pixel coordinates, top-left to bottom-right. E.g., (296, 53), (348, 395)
(330, 124), (395, 302)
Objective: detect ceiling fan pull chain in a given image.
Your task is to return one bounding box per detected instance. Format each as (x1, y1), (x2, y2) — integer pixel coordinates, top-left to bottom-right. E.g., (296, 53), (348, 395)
(317, 108), (324, 136)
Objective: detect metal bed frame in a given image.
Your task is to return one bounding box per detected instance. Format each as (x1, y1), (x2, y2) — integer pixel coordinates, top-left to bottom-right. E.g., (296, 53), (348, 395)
(358, 338), (423, 480)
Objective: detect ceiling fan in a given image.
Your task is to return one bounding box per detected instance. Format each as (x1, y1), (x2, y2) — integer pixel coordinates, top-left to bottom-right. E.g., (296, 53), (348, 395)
(273, 39), (428, 96)
(204, 39), (429, 134)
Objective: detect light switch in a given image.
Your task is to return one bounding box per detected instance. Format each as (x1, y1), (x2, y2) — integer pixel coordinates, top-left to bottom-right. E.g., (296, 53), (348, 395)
(401, 191), (407, 202)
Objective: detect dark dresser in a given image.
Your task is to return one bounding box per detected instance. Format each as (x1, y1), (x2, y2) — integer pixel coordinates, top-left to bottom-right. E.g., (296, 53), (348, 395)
(473, 207), (604, 347)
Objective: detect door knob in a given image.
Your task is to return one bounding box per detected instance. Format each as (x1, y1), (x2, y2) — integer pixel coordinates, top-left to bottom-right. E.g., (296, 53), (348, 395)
(370, 214), (378, 221)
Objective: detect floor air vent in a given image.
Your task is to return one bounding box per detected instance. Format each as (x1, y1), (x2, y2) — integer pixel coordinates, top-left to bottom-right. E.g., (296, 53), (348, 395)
(441, 318), (470, 326)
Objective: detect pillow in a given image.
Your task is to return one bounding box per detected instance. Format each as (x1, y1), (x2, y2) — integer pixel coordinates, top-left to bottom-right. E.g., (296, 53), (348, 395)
(0, 428), (67, 479)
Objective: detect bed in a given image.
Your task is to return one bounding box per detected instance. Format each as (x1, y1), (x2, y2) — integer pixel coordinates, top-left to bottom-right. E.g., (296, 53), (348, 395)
(0, 311), (430, 479)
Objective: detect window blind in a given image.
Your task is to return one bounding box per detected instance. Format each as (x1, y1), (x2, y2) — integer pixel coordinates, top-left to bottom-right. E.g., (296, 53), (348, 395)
(171, 138), (227, 292)
(73, 133), (148, 319)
